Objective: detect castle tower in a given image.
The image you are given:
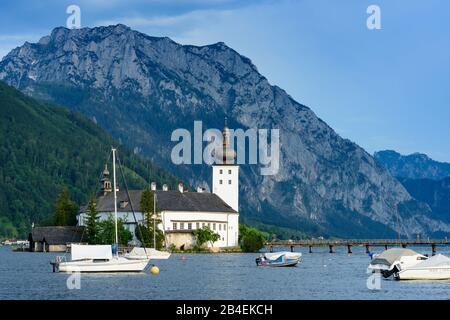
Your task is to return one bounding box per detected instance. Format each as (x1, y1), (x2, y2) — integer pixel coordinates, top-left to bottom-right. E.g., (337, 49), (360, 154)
(100, 164), (112, 196)
(212, 120), (239, 212)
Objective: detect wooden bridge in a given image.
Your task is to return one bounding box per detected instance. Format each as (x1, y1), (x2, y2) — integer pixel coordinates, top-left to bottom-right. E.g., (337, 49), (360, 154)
(265, 238), (450, 255)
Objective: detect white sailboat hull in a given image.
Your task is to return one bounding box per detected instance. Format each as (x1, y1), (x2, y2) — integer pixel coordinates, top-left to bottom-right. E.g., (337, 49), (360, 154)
(57, 257), (149, 273)
(125, 247), (171, 260)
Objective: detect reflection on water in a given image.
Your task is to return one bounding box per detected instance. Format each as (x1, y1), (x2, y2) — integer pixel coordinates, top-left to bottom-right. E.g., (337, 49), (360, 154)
(0, 246), (449, 300)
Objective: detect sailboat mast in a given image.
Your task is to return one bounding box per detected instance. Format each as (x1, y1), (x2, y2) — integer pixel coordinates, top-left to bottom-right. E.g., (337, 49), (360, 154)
(112, 148), (119, 247)
(153, 193), (156, 249)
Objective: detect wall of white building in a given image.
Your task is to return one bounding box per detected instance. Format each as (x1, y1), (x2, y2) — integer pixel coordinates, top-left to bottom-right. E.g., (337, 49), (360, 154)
(212, 165), (239, 212)
(161, 210), (239, 248)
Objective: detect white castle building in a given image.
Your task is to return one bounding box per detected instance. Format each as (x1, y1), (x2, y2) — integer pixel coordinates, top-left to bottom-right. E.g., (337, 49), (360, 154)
(78, 124), (240, 249)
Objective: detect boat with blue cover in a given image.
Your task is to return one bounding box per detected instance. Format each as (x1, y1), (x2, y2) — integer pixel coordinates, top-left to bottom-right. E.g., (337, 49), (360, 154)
(256, 252), (301, 267)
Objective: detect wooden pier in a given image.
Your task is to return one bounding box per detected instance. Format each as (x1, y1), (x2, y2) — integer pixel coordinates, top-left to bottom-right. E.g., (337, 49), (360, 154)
(265, 239), (450, 255)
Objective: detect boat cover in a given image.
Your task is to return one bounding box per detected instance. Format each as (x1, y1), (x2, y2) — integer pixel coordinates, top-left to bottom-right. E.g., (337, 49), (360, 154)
(410, 254), (450, 268)
(264, 252), (302, 261)
(71, 244), (113, 261)
(127, 247), (171, 259)
(370, 248), (420, 266)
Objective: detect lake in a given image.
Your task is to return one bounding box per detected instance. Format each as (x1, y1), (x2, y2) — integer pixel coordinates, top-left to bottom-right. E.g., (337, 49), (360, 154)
(0, 245), (449, 300)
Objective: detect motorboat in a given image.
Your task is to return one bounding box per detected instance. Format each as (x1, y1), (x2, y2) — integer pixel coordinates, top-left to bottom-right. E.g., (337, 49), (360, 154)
(256, 251), (301, 267)
(52, 244), (149, 273)
(394, 254), (450, 280)
(125, 247), (171, 260)
(368, 248), (427, 278)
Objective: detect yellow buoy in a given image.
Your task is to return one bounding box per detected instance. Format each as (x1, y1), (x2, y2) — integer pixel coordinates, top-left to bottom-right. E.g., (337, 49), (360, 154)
(150, 265), (160, 275)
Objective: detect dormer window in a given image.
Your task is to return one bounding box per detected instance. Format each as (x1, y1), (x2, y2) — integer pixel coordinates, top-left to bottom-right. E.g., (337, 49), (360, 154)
(119, 201), (128, 208)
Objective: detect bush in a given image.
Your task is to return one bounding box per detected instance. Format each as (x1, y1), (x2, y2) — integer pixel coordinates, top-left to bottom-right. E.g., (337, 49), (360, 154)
(193, 226), (220, 247)
(239, 224), (266, 252)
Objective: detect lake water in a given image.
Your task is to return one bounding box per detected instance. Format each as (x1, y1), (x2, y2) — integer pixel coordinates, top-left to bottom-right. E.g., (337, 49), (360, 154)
(0, 245), (449, 300)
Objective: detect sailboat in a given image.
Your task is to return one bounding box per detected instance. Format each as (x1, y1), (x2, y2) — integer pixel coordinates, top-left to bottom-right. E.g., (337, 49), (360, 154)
(124, 189), (171, 260)
(52, 148), (150, 273)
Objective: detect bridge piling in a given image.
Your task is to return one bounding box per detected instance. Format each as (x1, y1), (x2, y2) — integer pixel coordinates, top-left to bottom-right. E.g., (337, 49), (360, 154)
(329, 245), (334, 253)
(365, 244), (371, 254)
(432, 243), (436, 256)
(347, 244), (352, 254)
(308, 246), (312, 254)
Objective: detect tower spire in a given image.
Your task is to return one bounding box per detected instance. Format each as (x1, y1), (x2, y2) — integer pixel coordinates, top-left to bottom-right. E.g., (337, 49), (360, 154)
(100, 163), (112, 195)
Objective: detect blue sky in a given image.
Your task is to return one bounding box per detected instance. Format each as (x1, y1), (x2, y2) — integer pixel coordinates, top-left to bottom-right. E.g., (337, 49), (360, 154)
(1, 0), (450, 162)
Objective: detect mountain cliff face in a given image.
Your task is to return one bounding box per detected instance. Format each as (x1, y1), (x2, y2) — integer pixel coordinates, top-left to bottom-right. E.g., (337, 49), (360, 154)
(374, 150), (450, 180)
(398, 177), (450, 226)
(1, 24), (449, 237)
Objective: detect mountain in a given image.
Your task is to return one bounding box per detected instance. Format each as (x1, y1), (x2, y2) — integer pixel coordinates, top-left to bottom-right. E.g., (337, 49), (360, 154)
(398, 177), (450, 227)
(374, 150), (450, 180)
(374, 150), (450, 229)
(1, 24), (449, 238)
(0, 81), (178, 238)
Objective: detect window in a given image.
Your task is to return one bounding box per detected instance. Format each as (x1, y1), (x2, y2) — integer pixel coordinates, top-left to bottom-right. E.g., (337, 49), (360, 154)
(173, 222), (177, 230)
(219, 169), (223, 174)
(219, 224), (221, 231)
(188, 223), (192, 230)
(196, 222), (200, 229)
(207, 223), (211, 228)
(228, 180), (232, 185)
(202, 223), (205, 228)
(228, 169), (232, 174)
(219, 180), (223, 184)
(180, 222), (185, 230)
(224, 224), (226, 230)
(213, 223), (216, 230)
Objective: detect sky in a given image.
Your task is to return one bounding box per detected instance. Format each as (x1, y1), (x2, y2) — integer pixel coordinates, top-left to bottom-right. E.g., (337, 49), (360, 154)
(1, 0), (450, 162)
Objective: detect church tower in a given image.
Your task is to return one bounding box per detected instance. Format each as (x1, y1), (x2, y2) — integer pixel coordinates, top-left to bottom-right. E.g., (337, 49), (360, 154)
(100, 164), (112, 196)
(212, 120), (239, 212)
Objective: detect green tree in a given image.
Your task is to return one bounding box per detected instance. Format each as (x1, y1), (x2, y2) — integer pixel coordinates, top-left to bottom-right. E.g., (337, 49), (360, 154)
(52, 188), (78, 226)
(239, 224), (266, 252)
(193, 226), (220, 248)
(0, 216), (18, 240)
(137, 189), (164, 249)
(97, 215), (132, 246)
(84, 194), (99, 244)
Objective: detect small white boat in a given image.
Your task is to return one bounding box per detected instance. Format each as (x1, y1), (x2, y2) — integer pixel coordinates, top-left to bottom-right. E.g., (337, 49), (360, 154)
(368, 248), (428, 278)
(395, 254), (450, 280)
(125, 247), (171, 260)
(53, 244), (149, 273)
(256, 252), (302, 267)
